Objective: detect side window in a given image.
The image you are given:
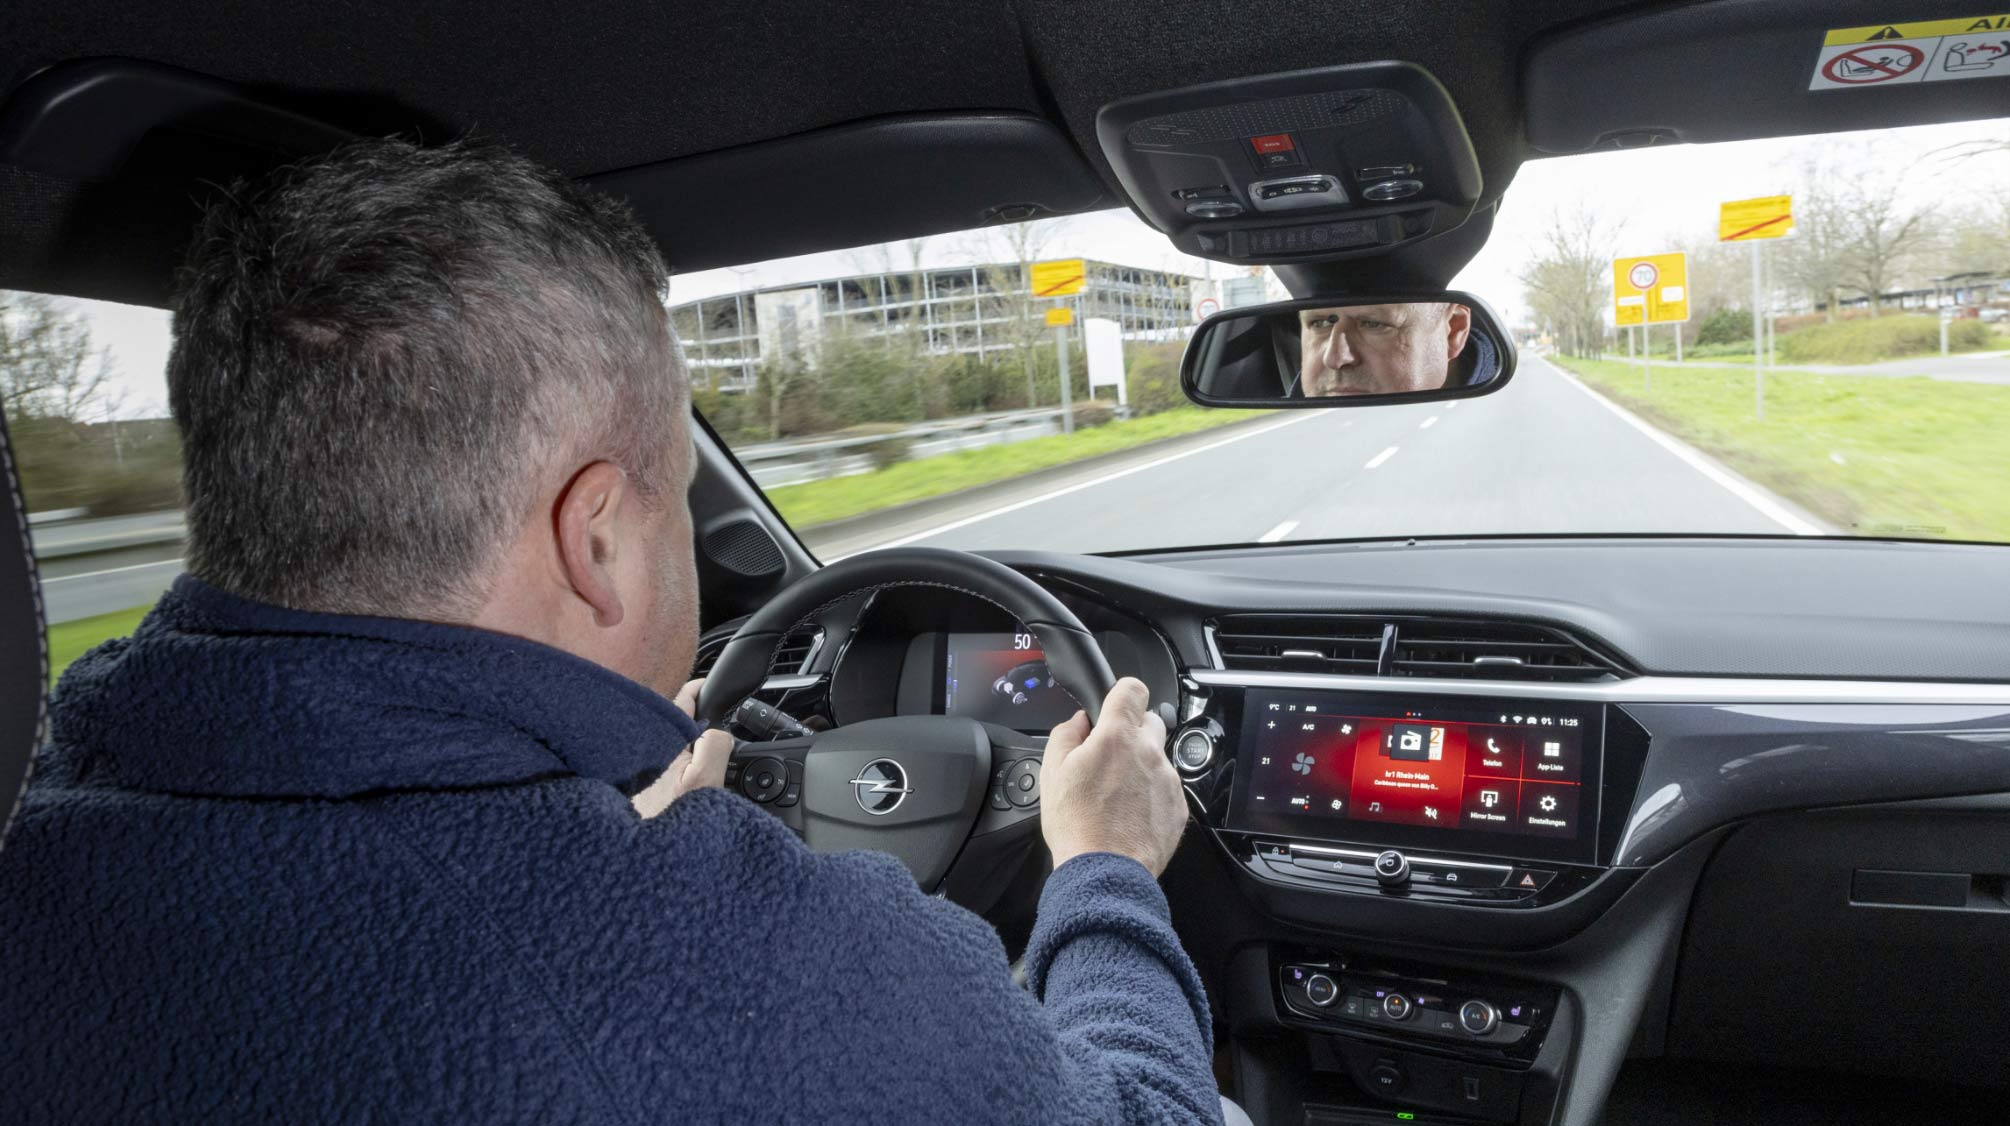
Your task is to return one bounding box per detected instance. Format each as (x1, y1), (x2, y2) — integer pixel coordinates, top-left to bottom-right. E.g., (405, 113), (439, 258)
(0, 292), (180, 681)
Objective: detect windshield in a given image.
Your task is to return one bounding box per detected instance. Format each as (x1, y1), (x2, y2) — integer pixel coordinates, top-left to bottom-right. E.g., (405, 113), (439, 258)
(5, 121), (2007, 676)
(685, 119), (2010, 558)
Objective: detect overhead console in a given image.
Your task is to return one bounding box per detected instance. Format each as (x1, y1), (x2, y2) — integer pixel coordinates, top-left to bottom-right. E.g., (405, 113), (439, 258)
(1095, 62), (1483, 264)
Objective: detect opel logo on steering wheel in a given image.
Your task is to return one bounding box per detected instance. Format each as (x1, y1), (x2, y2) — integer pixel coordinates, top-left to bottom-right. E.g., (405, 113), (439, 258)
(848, 759), (912, 815)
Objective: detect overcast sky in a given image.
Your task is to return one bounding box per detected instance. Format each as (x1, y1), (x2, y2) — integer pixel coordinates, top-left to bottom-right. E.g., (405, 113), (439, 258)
(33, 118), (2010, 420)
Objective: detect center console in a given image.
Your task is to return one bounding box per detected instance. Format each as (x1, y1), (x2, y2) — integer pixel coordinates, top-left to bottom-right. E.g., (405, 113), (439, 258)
(1176, 681), (1647, 916)
(1174, 677), (1653, 1121)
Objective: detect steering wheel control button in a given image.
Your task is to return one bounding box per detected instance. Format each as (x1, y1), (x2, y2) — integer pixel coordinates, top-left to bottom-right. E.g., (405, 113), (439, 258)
(1173, 729), (1214, 773)
(1381, 992), (1414, 1021)
(987, 786), (1011, 811)
(1373, 850), (1410, 886)
(1367, 1060), (1405, 1095)
(740, 757), (786, 803)
(1459, 999), (1500, 1036)
(776, 761), (804, 807)
(1304, 973), (1339, 1007)
(1004, 759), (1041, 808)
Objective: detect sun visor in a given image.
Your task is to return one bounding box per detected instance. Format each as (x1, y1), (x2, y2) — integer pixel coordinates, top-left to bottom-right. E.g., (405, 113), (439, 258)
(1094, 62), (1483, 267)
(1525, 3), (2010, 154)
(589, 115), (1112, 274)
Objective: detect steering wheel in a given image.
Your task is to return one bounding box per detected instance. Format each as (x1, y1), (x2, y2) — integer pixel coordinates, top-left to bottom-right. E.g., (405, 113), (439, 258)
(694, 547), (1115, 897)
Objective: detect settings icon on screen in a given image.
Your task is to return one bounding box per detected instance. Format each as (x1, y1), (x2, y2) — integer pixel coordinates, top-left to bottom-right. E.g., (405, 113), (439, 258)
(1291, 752), (1314, 775)
(1538, 794), (1559, 813)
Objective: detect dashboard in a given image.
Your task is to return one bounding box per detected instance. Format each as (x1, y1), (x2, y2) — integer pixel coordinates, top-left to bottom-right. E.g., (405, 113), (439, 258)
(703, 535), (2010, 1125)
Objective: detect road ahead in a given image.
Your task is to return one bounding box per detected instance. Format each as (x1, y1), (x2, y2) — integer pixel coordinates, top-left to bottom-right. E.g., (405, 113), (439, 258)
(815, 355), (1821, 557)
(43, 357), (1821, 623)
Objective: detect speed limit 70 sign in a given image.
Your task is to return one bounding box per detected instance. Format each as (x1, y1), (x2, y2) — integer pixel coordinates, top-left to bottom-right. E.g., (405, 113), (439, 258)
(1612, 252), (1690, 326)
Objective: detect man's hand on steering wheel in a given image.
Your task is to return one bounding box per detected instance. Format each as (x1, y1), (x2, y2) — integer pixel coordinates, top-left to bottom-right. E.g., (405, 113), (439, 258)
(1040, 677), (1186, 877)
(633, 678), (734, 818)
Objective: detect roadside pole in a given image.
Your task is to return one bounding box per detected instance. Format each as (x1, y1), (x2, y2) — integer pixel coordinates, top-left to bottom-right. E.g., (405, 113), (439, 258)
(1029, 259), (1087, 436)
(1940, 306), (1951, 357)
(1055, 316), (1073, 435)
(1719, 195), (1792, 422)
(1751, 240), (1765, 422)
(1613, 253), (1686, 393)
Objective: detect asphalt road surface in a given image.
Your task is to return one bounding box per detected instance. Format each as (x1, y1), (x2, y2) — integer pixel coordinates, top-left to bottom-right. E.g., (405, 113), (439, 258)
(815, 354), (1822, 558)
(42, 356), (1822, 623)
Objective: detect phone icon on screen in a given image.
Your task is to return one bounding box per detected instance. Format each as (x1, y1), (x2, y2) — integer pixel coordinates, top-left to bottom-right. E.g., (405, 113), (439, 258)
(1486, 737), (1502, 753)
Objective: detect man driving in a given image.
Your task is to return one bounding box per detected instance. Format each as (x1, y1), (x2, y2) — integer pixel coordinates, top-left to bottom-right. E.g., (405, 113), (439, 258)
(1298, 301), (1473, 396)
(0, 140), (1223, 1124)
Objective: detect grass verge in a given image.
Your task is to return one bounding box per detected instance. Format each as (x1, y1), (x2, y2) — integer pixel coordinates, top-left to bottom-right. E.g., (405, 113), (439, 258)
(764, 407), (1261, 528)
(47, 604), (150, 684)
(1550, 356), (2010, 542)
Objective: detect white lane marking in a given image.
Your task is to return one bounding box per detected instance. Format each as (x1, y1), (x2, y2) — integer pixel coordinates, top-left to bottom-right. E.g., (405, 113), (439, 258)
(1419, 416), (1438, 429)
(1447, 401), (1459, 409)
(43, 558), (185, 583)
(1257, 520), (1299, 543)
(1364, 446), (1398, 469)
(841, 412), (1326, 556)
(1537, 357), (1824, 536)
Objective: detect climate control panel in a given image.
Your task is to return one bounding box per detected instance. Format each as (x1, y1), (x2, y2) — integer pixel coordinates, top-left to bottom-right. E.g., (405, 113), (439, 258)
(1276, 954), (1557, 1065)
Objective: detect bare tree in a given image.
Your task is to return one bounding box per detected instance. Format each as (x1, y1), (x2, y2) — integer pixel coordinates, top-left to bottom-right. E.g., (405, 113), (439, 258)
(1835, 183), (1933, 314)
(1774, 174), (1853, 321)
(0, 292), (115, 425)
(1778, 155), (1937, 316)
(973, 218), (1069, 407)
(1939, 194), (2010, 277)
(1516, 206), (1617, 358)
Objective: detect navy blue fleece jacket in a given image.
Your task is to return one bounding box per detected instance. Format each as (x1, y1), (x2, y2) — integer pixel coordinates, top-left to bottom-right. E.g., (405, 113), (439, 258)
(0, 576), (1218, 1124)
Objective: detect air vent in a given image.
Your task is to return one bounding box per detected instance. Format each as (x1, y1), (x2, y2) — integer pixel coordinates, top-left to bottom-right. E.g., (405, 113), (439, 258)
(1389, 619), (1624, 682)
(692, 627), (823, 680)
(1210, 614), (1386, 674)
(1209, 614), (1628, 682)
(768, 629), (822, 676)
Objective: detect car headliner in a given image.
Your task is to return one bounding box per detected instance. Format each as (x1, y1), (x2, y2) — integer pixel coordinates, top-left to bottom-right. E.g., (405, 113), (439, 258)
(2, 0), (2006, 304)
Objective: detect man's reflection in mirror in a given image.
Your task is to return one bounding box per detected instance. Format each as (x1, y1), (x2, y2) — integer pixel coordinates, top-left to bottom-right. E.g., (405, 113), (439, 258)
(1296, 303), (1475, 396)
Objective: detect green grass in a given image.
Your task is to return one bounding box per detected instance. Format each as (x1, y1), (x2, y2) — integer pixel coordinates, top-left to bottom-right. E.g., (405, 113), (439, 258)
(1552, 356), (2010, 542)
(1775, 316), (1997, 364)
(766, 407), (1261, 528)
(47, 604), (150, 684)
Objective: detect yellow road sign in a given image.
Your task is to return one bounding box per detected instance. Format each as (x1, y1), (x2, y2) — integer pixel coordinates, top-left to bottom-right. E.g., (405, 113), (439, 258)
(1612, 252), (1690, 327)
(1044, 306), (1074, 326)
(1030, 258), (1086, 297)
(1825, 14), (2010, 45)
(1719, 195), (1795, 242)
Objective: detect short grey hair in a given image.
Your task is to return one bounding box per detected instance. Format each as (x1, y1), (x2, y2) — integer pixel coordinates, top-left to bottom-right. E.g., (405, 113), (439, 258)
(168, 138), (683, 619)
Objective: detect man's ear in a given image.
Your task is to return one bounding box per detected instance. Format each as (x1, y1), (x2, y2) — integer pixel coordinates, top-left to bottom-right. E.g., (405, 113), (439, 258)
(1445, 304), (1474, 359)
(554, 461), (632, 628)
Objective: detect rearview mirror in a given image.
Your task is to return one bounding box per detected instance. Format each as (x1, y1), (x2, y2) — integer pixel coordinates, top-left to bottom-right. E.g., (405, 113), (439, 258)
(1181, 293), (1516, 408)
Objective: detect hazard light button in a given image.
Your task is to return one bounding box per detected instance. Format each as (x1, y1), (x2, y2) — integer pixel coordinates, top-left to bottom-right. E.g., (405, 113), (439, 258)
(1507, 868), (1557, 893)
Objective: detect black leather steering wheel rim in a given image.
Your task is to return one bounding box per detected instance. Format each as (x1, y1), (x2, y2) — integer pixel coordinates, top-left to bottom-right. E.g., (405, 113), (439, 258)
(695, 546), (1116, 728)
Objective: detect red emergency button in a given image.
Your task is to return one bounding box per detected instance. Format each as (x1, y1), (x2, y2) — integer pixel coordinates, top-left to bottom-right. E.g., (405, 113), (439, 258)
(1250, 132), (1295, 154)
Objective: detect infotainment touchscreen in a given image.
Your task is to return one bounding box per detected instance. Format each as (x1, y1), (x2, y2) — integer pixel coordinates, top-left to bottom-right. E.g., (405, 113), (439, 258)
(1228, 688), (1605, 863)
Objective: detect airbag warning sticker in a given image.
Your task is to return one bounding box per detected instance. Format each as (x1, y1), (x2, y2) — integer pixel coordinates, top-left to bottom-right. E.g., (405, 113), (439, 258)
(1811, 15), (2010, 89)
